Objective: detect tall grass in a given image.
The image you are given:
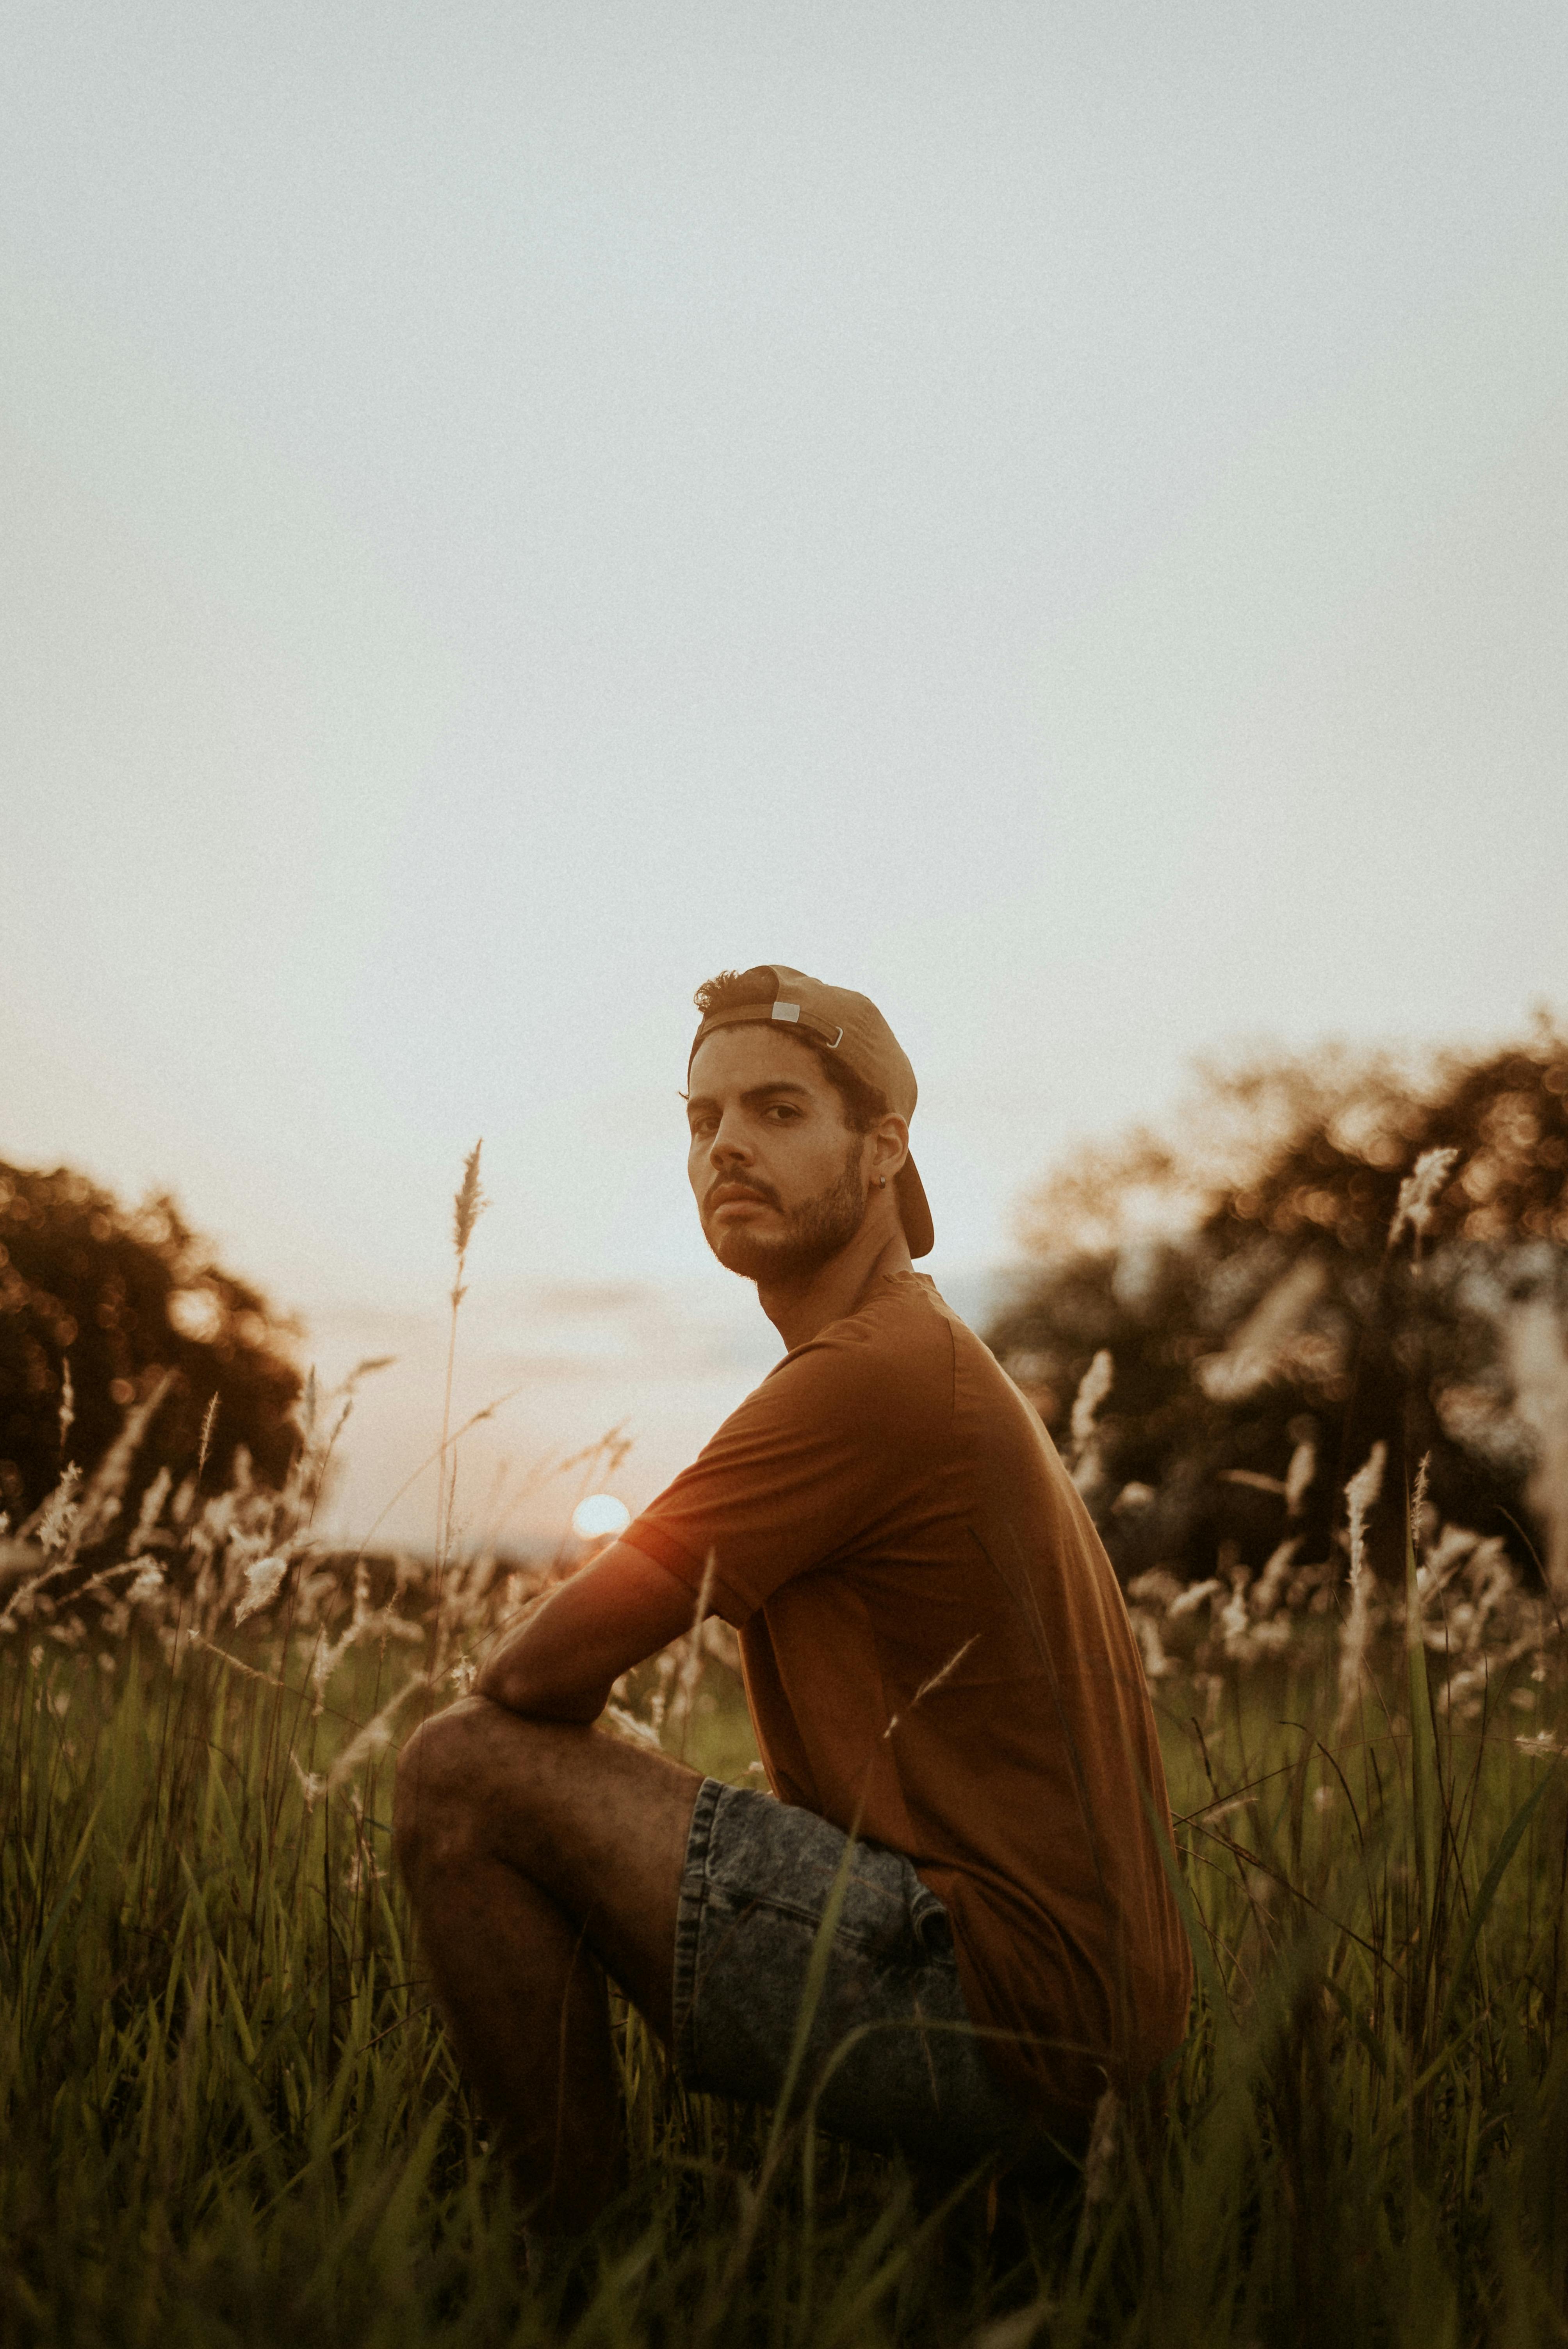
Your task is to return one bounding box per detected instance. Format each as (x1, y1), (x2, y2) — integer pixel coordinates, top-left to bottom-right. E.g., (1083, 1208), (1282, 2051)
(4, 1141), (1567, 2345)
(5, 1470), (1567, 2344)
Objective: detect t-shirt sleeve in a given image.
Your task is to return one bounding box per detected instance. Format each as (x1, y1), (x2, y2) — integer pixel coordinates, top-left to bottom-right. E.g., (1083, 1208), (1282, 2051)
(620, 1332), (927, 1625)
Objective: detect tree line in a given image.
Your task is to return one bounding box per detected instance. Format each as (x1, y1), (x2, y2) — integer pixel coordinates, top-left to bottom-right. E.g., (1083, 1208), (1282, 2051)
(984, 1014), (1568, 1588)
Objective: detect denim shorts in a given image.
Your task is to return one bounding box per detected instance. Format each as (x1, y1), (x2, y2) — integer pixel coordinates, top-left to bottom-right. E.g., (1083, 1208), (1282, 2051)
(671, 1779), (1042, 2172)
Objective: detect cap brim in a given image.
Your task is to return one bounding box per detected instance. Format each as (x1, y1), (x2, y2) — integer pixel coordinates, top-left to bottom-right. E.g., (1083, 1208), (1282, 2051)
(896, 1156), (935, 1258)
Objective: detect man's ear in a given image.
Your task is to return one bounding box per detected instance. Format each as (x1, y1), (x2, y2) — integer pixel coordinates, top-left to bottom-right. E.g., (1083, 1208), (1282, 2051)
(869, 1115), (909, 1182)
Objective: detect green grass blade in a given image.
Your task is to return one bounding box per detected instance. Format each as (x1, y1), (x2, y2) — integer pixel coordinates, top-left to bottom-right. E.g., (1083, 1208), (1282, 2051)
(1436, 1769), (1556, 2037)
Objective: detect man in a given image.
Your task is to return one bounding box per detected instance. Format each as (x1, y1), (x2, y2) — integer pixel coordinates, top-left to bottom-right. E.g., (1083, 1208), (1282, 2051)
(394, 964), (1191, 2233)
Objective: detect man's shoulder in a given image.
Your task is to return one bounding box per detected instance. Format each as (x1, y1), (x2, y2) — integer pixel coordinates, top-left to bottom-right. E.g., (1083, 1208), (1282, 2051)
(760, 1272), (956, 1422)
(809, 1269), (957, 1363)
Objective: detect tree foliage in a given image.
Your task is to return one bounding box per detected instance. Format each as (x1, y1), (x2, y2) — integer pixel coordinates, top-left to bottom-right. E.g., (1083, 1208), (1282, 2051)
(986, 1017), (1568, 1587)
(0, 1159), (302, 1529)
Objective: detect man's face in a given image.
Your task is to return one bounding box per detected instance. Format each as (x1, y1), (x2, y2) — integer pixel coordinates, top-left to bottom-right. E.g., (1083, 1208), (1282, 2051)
(686, 1025), (870, 1282)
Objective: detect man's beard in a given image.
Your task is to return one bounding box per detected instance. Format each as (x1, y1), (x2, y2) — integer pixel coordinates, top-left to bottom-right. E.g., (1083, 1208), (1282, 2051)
(702, 1140), (868, 1283)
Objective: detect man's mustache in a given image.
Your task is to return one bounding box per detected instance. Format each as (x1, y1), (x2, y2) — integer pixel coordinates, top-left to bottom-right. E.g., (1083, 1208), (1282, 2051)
(704, 1176), (782, 1215)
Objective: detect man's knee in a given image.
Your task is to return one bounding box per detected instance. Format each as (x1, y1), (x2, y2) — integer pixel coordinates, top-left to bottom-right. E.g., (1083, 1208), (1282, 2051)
(394, 1697), (508, 1883)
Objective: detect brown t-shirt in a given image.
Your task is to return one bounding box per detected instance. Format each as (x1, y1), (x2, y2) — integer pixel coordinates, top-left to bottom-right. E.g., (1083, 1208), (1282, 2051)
(623, 1267), (1192, 2117)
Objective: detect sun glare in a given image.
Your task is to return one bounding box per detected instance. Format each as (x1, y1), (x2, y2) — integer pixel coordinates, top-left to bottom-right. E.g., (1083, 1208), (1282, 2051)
(571, 1492), (632, 1541)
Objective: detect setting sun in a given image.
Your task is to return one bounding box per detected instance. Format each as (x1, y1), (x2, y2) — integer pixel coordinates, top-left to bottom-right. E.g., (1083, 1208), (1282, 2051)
(570, 1492), (632, 1542)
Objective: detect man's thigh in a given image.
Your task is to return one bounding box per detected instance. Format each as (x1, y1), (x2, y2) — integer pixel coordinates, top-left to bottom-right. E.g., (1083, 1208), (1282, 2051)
(396, 1696), (702, 2041)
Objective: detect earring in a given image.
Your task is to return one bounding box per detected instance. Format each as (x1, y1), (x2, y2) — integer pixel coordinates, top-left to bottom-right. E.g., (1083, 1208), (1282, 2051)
(878, 1177), (887, 1188)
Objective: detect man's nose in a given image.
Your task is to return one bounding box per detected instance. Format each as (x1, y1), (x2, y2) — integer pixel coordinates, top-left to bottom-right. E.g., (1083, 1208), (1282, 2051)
(707, 1114), (752, 1165)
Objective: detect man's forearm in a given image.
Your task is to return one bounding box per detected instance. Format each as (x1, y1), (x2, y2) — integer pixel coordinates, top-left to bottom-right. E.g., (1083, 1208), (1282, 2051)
(474, 1632), (611, 1722)
(470, 1542), (702, 1723)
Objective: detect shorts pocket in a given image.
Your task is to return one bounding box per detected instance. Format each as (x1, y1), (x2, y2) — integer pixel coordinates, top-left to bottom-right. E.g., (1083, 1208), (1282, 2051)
(907, 1880), (953, 1957)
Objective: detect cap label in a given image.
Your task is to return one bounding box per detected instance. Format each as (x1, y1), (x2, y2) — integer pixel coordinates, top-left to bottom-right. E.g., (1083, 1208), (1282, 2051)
(771, 1002), (801, 1023)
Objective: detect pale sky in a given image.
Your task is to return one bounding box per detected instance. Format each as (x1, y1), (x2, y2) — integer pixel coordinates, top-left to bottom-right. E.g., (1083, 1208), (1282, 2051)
(4, 4), (1566, 1535)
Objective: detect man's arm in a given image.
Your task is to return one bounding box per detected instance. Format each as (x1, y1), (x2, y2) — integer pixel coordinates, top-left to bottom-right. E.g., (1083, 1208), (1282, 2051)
(474, 1540), (704, 1722)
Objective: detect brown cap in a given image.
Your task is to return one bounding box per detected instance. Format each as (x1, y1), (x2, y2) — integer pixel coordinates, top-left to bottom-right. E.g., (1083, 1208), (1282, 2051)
(688, 964), (934, 1258)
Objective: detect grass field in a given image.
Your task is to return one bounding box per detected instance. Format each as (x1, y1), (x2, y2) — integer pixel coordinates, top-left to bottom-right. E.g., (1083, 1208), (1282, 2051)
(4, 1483), (1568, 2348)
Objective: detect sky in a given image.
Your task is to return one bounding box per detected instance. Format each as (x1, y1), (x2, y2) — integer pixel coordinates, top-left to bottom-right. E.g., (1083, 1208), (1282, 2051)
(4, 3), (1566, 1535)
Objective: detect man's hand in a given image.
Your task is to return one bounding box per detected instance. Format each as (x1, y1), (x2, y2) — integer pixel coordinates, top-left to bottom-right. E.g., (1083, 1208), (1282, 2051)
(475, 1541), (705, 1722)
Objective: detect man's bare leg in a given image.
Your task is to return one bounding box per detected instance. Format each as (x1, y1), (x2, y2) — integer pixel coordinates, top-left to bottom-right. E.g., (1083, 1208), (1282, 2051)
(393, 1695), (703, 2233)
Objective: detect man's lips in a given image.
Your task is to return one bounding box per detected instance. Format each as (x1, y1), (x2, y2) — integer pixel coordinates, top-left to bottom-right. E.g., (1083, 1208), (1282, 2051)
(706, 1183), (777, 1216)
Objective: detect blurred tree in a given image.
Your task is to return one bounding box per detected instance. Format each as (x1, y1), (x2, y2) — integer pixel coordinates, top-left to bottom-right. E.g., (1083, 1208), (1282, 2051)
(987, 1016), (1568, 1587)
(0, 1160), (302, 1531)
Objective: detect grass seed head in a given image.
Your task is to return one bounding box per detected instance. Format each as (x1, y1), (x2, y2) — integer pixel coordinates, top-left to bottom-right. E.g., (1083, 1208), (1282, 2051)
(128, 1561), (164, 1608)
(1345, 1441), (1387, 1591)
(1388, 1146), (1459, 1251)
(1335, 1441), (1387, 1737)
(1411, 1450), (1432, 1548)
(233, 1555), (289, 1625)
(452, 1140), (487, 1263)
(196, 1391), (220, 1482)
(1285, 1433), (1317, 1517)
(34, 1464), (82, 1557)
(128, 1465), (172, 1558)
(1071, 1349), (1114, 1453)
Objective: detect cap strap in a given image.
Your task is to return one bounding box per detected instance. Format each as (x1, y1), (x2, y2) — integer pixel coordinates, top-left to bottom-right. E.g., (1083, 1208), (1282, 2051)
(691, 1001), (843, 1059)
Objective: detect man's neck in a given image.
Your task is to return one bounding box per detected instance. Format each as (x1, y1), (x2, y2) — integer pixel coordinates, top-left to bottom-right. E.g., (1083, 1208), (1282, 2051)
(754, 1222), (914, 1352)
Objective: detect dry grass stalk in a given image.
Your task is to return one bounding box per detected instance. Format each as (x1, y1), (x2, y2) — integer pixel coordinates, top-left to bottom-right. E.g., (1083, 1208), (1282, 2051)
(196, 1391), (220, 1483)
(436, 1141), (487, 1570)
(1285, 1433), (1317, 1517)
(669, 1549), (718, 1761)
(1388, 1146), (1459, 1259)
(233, 1555), (289, 1626)
(1333, 1442), (1386, 1739)
(1070, 1350), (1114, 1495)
(69, 1370), (177, 1556)
(31, 1464), (83, 1560)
